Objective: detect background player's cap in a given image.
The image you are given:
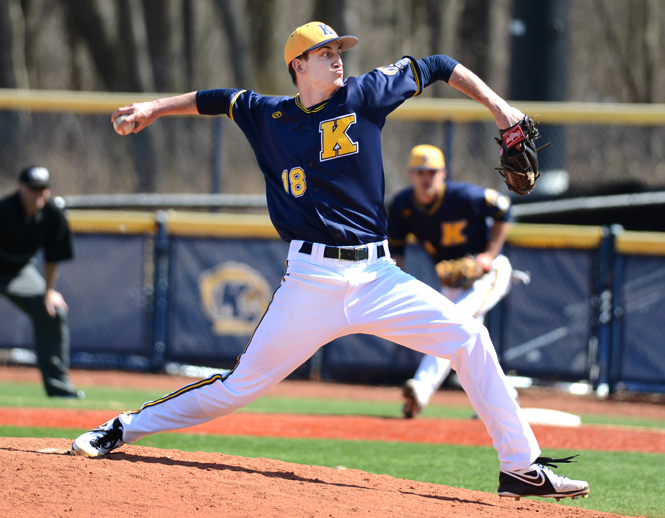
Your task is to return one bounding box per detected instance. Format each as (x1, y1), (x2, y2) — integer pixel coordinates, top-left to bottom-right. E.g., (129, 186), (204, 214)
(408, 145), (445, 171)
(18, 166), (51, 189)
(284, 22), (358, 67)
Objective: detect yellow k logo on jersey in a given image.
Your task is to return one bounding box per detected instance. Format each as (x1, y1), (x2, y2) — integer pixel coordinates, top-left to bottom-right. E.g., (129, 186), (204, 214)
(319, 113), (358, 161)
(441, 220), (468, 247)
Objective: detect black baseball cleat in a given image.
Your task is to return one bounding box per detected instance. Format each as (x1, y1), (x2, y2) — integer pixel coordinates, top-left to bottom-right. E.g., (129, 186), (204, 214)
(498, 455), (590, 502)
(71, 417), (125, 458)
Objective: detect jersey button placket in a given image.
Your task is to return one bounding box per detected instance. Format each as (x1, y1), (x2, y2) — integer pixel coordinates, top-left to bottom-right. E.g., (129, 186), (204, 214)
(307, 116), (314, 138)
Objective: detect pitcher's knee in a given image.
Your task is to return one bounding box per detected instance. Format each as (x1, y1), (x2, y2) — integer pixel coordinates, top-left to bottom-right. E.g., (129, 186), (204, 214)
(450, 318), (497, 362)
(459, 316), (489, 342)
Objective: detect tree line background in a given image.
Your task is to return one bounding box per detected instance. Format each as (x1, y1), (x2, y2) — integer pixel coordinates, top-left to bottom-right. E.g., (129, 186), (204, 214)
(0, 0), (664, 201)
(2, 0), (663, 102)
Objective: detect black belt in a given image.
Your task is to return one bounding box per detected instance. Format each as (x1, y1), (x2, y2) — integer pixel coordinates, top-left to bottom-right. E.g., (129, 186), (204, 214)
(299, 242), (385, 261)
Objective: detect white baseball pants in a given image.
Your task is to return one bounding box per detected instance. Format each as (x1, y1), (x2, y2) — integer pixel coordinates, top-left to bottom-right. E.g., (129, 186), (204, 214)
(412, 254), (516, 405)
(118, 241), (539, 471)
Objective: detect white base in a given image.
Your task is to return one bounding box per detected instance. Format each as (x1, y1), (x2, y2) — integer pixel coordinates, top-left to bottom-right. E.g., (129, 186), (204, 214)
(521, 408), (581, 427)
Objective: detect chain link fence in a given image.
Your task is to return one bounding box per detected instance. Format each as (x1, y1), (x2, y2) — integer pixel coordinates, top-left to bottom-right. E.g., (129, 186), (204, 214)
(1, 93), (665, 207)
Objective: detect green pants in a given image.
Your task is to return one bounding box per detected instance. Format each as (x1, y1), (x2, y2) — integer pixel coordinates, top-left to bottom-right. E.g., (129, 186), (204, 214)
(0, 263), (77, 397)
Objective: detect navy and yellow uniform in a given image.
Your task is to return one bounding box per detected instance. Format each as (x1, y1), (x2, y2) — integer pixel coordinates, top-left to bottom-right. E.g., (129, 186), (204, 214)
(76, 37), (543, 469)
(71, 23), (591, 502)
(387, 182), (511, 263)
(196, 55), (458, 245)
(387, 174), (517, 415)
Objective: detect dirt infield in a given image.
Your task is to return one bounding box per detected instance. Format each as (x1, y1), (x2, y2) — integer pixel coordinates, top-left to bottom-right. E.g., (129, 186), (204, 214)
(2, 366), (664, 517)
(0, 438), (623, 518)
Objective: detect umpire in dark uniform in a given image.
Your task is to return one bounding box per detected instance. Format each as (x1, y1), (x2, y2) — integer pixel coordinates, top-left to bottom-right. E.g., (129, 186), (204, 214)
(0, 166), (82, 398)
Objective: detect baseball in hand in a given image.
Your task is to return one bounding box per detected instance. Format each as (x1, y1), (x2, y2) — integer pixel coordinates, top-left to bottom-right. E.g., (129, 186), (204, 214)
(113, 114), (136, 136)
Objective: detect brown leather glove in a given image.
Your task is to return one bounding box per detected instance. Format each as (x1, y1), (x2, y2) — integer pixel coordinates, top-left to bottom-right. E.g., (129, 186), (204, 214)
(435, 255), (484, 288)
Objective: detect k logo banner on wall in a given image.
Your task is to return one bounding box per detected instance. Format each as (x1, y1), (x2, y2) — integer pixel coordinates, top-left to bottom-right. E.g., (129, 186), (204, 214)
(198, 261), (273, 336)
(166, 237), (289, 366)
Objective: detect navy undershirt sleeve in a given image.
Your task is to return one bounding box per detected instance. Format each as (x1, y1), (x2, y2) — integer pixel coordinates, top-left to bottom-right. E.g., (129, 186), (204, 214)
(196, 89), (238, 116)
(417, 55), (459, 88)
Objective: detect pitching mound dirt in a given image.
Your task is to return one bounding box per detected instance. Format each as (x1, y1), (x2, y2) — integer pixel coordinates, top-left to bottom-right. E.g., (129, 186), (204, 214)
(1, 437), (622, 518)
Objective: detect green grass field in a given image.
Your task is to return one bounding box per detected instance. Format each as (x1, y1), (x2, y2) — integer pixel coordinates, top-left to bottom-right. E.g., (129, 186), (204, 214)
(1, 380), (664, 517)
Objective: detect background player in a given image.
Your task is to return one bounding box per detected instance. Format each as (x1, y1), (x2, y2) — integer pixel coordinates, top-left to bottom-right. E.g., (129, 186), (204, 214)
(0, 166), (82, 398)
(72, 21), (588, 501)
(388, 145), (519, 418)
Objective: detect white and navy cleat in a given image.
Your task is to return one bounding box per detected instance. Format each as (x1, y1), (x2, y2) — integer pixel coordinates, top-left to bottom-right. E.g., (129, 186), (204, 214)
(498, 455), (589, 502)
(72, 417), (125, 458)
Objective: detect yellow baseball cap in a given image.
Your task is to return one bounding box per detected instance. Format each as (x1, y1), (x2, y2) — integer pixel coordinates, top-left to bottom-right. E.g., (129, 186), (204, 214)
(284, 22), (358, 67)
(408, 145), (445, 170)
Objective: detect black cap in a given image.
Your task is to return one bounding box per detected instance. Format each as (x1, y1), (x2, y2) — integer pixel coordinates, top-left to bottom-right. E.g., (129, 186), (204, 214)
(19, 166), (51, 189)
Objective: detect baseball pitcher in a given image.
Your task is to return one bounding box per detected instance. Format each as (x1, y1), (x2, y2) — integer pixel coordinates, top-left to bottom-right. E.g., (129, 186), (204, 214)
(72, 22), (588, 502)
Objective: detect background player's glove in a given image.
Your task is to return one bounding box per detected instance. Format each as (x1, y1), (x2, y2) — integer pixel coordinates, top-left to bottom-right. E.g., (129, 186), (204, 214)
(435, 255), (484, 288)
(495, 115), (550, 197)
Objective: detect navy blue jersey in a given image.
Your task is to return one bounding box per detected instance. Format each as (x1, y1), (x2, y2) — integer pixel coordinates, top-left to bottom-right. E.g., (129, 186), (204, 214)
(387, 181), (511, 263)
(197, 55), (457, 245)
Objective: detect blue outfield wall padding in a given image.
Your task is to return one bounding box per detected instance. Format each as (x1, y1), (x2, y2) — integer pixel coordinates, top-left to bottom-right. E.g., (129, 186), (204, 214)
(614, 254), (665, 385)
(6, 219), (665, 392)
(63, 234), (150, 357)
(501, 246), (595, 379)
(0, 234), (151, 364)
(322, 334), (424, 383)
